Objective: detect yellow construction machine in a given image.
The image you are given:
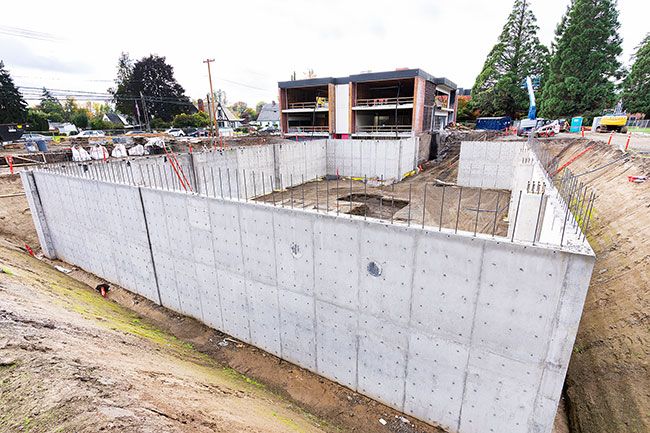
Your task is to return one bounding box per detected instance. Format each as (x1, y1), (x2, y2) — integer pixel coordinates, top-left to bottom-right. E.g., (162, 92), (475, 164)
(595, 103), (628, 133)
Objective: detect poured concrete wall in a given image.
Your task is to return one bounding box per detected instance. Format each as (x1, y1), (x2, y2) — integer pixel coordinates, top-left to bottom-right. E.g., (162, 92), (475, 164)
(326, 138), (418, 181)
(24, 169), (595, 433)
(457, 141), (524, 189)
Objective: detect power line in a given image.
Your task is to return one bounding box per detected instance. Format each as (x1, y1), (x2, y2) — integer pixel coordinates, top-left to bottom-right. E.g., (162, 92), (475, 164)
(0, 25), (63, 42)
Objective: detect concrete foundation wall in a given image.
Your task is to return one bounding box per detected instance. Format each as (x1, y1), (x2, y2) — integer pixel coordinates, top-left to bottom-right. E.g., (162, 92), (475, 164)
(327, 138), (418, 181)
(24, 169), (595, 433)
(457, 141), (524, 189)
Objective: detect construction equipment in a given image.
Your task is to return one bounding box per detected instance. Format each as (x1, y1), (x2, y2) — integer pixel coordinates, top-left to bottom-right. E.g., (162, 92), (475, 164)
(518, 76), (546, 135)
(595, 102), (628, 133)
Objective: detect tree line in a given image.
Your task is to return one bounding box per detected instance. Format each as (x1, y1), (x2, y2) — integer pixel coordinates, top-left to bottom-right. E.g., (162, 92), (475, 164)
(465, 0), (649, 121)
(1, 53), (269, 131)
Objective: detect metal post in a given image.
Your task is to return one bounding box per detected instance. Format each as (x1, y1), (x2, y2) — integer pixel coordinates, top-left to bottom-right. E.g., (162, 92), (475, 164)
(301, 174), (305, 209)
(227, 168), (232, 199)
(252, 170), (257, 198)
(235, 170), (241, 201)
(315, 179), (319, 211)
(270, 175), (276, 206)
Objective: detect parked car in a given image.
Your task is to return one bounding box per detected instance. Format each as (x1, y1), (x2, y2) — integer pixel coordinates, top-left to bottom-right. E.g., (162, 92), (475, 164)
(188, 128), (209, 137)
(165, 128), (185, 137)
(124, 130), (145, 136)
(20, 133), (53, 142)
(77, 130), (106, 138)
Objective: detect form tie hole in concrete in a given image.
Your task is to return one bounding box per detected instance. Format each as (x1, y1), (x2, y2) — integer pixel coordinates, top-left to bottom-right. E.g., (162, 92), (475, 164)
(290, 242), (302, 258)
(367, 261), (382, 277)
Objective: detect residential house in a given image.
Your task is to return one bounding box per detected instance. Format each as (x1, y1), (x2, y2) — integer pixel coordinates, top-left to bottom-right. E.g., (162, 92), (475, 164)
(256, 101), (280, 128)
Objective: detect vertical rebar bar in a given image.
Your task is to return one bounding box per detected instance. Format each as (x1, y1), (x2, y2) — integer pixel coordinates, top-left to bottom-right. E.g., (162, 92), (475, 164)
(326, 176), (329, 212)
(235, 170), (241, 201)
(336, 174), (340, 215)
(455, 187), (463, 234)
(271, 175), (276, 206)
(422, 183), (427, 229)
(219, 168), (224, 198)
(576, 184), (588, 233)
(439, 185), (445, 231)
(582, 193), (596, 241)
(473, 188), (482, 236)
(227, 168), (232, 199)
(315, 179), (319, 211)
(349, 176), (353, 218)
(244, 169), (248, 201)
(407, 184), (412, 226)
(251, 170), (257, 198)
(492, 191), (500, 237)
(511, 190), (523, 242)
(532, 192), (545, 245)
(202, 167), (208, 196)
(560, 187), (575, 246)
(290, 174), (294, 208)
(390, 183), (395, 224)
(210, 167), (216, 198)
(301, 174), (305, 209)
(364, 175), (368, 220)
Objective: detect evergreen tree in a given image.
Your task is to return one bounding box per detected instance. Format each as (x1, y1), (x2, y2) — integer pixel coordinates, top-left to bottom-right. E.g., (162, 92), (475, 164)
(540, 0), (623, 118)
(471, 0), (548, 118)
(621, 34), (650, 115)
(110, 54), (194, 122)
(0, 61), (27, 123)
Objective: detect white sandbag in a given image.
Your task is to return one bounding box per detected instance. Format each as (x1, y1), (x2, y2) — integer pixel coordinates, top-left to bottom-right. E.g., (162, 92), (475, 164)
(89, 144), (109, 160)
(72, 145), (91, 162)
(127, 144), (145, 156)
(111, 143), (127, 158)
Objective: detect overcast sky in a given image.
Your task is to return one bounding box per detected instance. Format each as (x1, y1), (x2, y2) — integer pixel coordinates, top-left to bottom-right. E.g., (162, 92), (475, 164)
(1, 0), (647, 107)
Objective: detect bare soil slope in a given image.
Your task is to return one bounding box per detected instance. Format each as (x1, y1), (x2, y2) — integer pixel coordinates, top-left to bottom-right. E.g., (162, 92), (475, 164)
(0, 242), (336, 433)
(544, 138), (649, 433)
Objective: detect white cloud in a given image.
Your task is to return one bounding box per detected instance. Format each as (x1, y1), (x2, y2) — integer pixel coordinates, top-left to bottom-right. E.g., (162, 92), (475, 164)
(1, 0), (647, 106)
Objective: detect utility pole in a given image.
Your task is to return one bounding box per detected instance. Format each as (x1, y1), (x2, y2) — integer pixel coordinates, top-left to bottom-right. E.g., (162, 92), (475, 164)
(206, 93), (215, 139)
(203, 59), (220, 146)
(140, 92), (151, 132)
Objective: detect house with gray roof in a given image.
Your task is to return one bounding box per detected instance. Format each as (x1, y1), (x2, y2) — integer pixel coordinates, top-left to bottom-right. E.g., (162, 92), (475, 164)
(256, 101), (280, 128)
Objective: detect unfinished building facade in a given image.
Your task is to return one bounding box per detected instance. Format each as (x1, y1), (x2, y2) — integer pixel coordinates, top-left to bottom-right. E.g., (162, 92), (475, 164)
(278, 69), (458, 139)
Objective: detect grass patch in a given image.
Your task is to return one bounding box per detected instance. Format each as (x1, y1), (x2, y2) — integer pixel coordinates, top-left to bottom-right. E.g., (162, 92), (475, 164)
(628, 127), (650, 133)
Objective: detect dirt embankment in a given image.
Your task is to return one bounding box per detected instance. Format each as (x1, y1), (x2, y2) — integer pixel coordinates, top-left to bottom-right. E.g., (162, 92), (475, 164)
(545, 138), (649, 433)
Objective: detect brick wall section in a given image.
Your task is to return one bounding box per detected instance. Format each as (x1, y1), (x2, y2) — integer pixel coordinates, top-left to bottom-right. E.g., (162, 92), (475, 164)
(279, 88), (288, 134)
(423, 81), (437, 132)
(412, 77), (426, 133)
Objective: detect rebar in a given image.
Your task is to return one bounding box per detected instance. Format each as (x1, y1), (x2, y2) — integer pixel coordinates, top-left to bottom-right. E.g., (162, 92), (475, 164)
(422, 183), (427, 229)
(455, 187), (463, 234)
(511, 190), (523, 242)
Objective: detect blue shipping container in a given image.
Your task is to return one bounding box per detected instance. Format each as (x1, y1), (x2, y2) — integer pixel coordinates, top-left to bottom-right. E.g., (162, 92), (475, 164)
(476, 116), (513, 131)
